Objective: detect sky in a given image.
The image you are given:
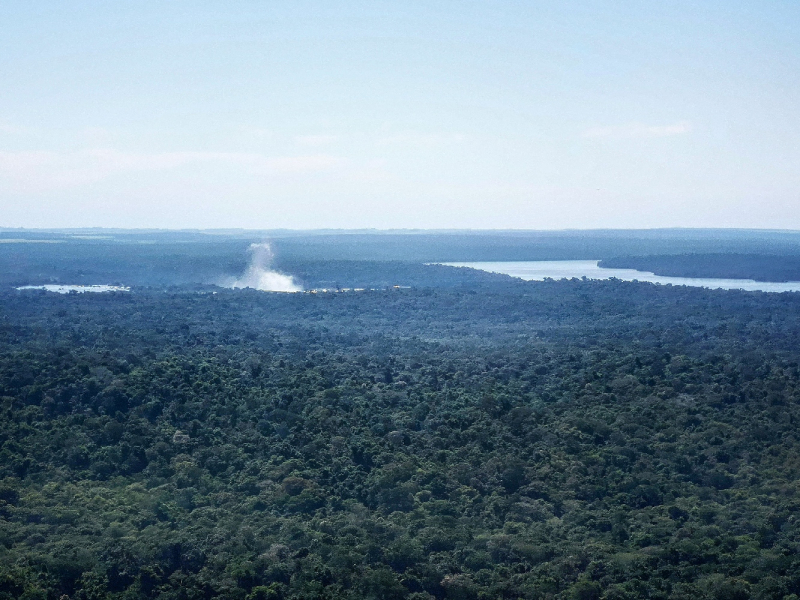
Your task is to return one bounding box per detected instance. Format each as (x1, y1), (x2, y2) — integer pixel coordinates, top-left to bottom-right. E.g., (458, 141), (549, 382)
(1, 1), (799, 230)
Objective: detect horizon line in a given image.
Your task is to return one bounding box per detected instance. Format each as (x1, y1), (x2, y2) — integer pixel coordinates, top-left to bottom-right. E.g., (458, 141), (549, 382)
(3, 226), (800, 235)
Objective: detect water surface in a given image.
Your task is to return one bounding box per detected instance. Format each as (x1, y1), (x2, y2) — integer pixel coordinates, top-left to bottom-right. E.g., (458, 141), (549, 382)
(16, 284), (130, 293)
(443, 260), (800, 293)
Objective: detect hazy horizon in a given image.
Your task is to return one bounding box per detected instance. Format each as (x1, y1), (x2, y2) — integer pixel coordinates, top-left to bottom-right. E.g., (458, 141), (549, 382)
(3, 226), (800, 233)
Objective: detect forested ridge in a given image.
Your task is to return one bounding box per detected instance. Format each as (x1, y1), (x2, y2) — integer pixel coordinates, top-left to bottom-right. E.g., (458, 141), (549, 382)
(2, 279), (800, 599)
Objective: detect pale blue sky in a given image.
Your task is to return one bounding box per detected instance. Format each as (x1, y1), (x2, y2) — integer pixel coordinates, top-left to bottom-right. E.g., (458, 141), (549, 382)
(1, 1), (798, 229)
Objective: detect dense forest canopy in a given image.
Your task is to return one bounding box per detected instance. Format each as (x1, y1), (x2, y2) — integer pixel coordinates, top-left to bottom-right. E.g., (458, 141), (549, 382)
(2, 256), (800, 599)
(2, 232), (800, 599)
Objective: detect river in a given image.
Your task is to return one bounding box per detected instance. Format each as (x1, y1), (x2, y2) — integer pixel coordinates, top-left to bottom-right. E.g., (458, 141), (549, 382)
(442, 260), (800, 293)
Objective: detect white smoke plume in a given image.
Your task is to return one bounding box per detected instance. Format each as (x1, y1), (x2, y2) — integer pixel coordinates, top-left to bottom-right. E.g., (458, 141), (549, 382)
(228, 243), (302, 292)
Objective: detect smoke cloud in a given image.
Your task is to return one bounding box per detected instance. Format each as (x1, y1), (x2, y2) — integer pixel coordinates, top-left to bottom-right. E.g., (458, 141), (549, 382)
(228, 243), (302, 292)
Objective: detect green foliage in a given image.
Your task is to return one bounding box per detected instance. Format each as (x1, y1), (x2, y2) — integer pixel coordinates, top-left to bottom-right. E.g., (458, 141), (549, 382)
(2, 278), (800, 598)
